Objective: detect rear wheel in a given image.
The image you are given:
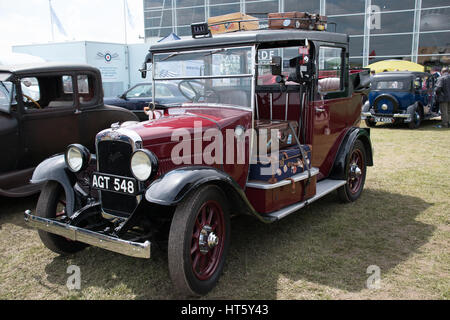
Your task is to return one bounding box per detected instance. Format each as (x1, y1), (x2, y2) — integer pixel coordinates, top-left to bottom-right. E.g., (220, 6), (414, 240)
(408, 110), (422, 129)
(337, 140), (367, 203)
(168, 185), (230, 296)
(36, 181), (87, 255)
(365, 118), (377, 127)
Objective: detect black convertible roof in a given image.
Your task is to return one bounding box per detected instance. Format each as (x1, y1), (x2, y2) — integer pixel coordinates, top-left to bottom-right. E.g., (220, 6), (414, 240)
(150, 29), (349, 53)
(0, 63), (100, 77)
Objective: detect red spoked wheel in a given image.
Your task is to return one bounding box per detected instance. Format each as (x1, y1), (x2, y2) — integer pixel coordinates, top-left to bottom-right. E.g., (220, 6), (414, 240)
(337, 140), (367, 203)
(168, 185), (230, 296)
(348, 148), (364, 194)
(191, 200), (225, 280)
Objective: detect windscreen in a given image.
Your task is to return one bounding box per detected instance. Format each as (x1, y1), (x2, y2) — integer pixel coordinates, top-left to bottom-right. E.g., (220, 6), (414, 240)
(152, 46), (254, 109)
(0, 81), (14, 113)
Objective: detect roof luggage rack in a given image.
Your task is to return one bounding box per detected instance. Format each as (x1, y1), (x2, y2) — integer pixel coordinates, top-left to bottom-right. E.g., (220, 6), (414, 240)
(191, 12), (336, 38)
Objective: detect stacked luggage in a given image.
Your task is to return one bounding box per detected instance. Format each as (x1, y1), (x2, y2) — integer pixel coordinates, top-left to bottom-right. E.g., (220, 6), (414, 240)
(268, 12), (327, 31)
(246, 120), (317, 214)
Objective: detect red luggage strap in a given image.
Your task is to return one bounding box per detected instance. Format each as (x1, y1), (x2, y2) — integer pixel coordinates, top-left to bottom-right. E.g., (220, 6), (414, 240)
(288, 122), (311, 198)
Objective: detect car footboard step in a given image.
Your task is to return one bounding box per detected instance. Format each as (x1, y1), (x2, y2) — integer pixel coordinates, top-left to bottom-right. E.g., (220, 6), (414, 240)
(263, 179), (346, 221)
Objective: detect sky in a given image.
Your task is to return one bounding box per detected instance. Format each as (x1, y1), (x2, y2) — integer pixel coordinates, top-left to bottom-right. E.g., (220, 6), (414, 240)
(0, 0), (145, 55)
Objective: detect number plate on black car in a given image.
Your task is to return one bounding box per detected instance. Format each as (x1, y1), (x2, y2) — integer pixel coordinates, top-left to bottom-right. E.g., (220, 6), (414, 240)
(92, 172), (138, 195)
(375, 116), (394, 123)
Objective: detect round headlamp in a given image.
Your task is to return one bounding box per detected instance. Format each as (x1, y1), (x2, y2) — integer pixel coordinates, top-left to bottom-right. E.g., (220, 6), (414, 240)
(65, 144), (90, 172)
(130, 149), (158, 182)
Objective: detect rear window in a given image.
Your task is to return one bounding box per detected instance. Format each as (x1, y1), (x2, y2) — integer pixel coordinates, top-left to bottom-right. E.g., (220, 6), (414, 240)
(375, 80), (410, 90)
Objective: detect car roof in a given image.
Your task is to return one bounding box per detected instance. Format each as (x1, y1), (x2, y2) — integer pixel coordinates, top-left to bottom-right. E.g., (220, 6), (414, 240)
(0, 62), (100, 76)
(150, 29), (348, 53)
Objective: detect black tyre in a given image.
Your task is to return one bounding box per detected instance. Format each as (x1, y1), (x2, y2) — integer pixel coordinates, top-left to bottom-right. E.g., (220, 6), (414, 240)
(168, 184), (230, 296)
(408, 109), (422, 129)
(365, 118), (377, 127)
(337, 140), (367, 203)
(36, 181), (87, 255)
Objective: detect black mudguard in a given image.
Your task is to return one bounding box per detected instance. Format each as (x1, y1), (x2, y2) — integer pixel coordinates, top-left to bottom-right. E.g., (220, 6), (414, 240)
(30, 154), (77, 216)
(145, 166), (273, 223)
(329, 127), (374, 180)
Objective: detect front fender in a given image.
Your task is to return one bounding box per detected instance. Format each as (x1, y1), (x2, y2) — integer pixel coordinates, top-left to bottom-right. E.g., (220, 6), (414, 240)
(30, 155), (77, 216)
(145, 167), (273, 223)
(145, 166), (240, 206)
(329, 127), (373, 180)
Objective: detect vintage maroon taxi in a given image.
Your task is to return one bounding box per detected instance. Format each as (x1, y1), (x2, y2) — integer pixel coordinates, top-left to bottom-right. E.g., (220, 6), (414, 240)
(25, 21), (373, 296)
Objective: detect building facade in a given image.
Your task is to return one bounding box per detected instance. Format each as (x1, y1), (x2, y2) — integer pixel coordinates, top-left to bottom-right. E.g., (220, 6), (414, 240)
(143, 0), (449, 69)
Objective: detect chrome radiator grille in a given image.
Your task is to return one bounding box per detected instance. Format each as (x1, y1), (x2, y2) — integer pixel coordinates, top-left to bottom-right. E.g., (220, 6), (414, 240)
(97, 140), (137, 217)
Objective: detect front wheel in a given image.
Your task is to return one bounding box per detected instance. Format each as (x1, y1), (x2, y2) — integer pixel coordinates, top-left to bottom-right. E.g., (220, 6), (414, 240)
(36, 181), (87, 255)
(337, 140), (367, 203)
(168, 185), (230, 296)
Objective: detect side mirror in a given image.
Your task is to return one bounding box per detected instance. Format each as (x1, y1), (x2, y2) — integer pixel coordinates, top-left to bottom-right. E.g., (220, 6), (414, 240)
(140, 63), (147, 79)
(120, 93), (127, 100)
(140, 52), (153, 79)
(287, 56), (314, 83)
(271, 56), (282, 76)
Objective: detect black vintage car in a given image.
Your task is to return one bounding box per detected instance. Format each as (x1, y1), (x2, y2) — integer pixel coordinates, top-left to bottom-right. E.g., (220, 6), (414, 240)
(104, 82), (188, 121)
(0, 63), (138, 197)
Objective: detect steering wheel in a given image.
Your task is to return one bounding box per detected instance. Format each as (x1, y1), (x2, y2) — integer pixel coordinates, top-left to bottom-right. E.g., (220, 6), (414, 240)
(23, 94), (41, 109)
(178, 80), (220, 103)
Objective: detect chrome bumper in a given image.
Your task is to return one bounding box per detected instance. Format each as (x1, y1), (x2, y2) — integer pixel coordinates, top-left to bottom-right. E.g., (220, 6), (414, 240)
(361, 112), (411, 120)
(24, 210), (151, 259)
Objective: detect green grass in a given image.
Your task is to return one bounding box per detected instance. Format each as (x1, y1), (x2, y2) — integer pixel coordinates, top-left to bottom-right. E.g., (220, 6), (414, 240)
(0, 120), (449, 299)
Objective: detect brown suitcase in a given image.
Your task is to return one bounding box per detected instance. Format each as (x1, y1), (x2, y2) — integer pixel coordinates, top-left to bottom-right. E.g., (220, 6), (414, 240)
(268, 12), (309, 30)
(268, 12), (327, 31)
(254, 120), (299, 153)
(208, 12), (259, 34)
(245, 174), (317, 214)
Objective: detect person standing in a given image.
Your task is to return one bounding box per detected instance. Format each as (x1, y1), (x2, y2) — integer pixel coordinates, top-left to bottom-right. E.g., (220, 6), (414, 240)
(434, 67), (450, 128)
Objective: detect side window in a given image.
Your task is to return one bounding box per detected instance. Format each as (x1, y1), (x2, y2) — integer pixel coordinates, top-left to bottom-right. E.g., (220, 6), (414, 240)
(63, 76), (73, 94)
(78, 74), (96, 106)
(21, 77), (40, 101)
(414, 77), (422, 90)
(318, 47), (343, 94)
(126, 84), (152, 98)
(22, 75), (75, 112)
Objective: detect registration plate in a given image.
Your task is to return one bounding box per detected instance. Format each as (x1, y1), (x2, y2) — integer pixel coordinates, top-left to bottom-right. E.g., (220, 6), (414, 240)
(374, 116), (394, 123)
(91, 172), (138, 195)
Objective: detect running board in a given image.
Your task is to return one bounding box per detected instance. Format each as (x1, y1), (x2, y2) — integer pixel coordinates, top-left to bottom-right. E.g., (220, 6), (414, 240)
(262, 179), (347, 221)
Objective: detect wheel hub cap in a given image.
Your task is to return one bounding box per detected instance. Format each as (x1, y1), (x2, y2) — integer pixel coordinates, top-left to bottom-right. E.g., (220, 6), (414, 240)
(350, 163), (362, 180)
(199, 225), (219, 254)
